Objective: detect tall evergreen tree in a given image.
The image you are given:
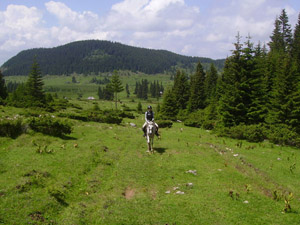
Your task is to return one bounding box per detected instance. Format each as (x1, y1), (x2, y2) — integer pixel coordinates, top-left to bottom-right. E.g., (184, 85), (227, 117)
(188, 62), (206, 112)
(26, 58), (45, 107)
(125, 83), (130, 97)
(161, 88), (178, 120)
(292, 13), (300, 71)
(247, 42), (268, 124)
(267, 55), (300, 130)
(269, 9), (292, 54)
(204, 63), (218, 102)
(111, 70), (124, 109)
(218, 33), (246, 126)
(172, 70), (190, 110)
(0, 70), (8, 102)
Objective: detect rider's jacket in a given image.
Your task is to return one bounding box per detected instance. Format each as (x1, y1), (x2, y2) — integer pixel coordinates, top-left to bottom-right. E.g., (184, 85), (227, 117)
(145, 111), (154, 122)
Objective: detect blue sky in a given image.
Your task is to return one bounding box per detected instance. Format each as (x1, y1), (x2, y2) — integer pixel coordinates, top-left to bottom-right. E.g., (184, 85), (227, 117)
(0, 0), (300, 66)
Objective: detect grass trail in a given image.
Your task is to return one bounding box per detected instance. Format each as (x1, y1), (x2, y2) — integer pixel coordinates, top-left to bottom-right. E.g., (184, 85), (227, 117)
(1, 116), (300, 224)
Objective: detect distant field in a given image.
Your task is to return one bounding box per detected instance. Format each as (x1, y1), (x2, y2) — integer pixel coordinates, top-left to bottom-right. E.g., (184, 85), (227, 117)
(0, 98), (300, 224)
(4, 72), (173, 100)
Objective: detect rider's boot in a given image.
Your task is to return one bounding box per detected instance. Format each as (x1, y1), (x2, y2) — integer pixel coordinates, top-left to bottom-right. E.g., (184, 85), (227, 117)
(143, 127), (146, 137)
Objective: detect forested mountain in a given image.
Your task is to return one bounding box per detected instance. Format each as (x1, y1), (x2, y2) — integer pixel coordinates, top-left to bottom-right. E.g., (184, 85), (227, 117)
(1, 40), (225, 76)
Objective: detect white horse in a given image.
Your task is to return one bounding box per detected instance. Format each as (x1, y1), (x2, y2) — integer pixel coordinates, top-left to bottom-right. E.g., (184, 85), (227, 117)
(146, 121), (156, 153)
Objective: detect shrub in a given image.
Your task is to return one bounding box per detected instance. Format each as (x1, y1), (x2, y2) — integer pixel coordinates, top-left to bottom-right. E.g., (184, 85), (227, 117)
(265, 124), (300, 147)
(116, 110), (135, 119)
(214, 124), (266, 143)
(88, 111), (123, 124)
(102, 111), (123, 124)
(156, 120), (173, 128)
(28, 115), (72, 137)
(184, 110), (205, 128)
(0, 117), (24, 138)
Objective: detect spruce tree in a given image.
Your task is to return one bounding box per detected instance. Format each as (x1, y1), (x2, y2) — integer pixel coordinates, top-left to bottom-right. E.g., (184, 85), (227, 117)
(111, 70), (124, 109)
(218, 33), (246, 126)
(172, 70), (190, 110)
(26, 58), (45, 107)
(269, 9), (292, 54)
(188, 62), (206, 112)
(125, 83), (130, 97)
(161, 88), (178, 120)
(204, 63), (218, 102)
(292, 13), (300, 71)
(0, 70), (8, 102)
(279, 9), (292, 52)
(98, 86), (103, 99)
(247, 42), (268, 124)
(267, 55), (300, 130)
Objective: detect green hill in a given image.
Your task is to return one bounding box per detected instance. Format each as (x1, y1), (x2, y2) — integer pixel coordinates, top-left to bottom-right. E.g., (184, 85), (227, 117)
(1, 40), (224, 76)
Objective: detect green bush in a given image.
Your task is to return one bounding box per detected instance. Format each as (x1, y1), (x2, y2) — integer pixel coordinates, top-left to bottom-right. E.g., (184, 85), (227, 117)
(265, 124), (300, 147)
(184, 110), (205, 128)
(156, 120), (173, 128)
(88, 111), (123, 124)
(214, 124), (266, 143)
(28, 115), (72, 137)
(0, 117), (24, 138)
(116, 110), (135, 119)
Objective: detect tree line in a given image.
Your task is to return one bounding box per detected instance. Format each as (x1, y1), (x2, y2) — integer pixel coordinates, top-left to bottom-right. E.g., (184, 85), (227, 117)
(159, 9), (300, 146)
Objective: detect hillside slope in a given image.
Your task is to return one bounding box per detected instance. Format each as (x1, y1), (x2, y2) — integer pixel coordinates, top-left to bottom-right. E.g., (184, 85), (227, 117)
(1, 40), (225, 76)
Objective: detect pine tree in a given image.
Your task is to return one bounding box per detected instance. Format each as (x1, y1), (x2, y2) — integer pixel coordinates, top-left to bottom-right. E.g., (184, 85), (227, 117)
(247, 42), (268, 124)
(267, 55), (300, 130)
(111, 70), (124, 109)
(188, 62), (206, 112)
(218, 33), (246, 126)
(103, 83), (114, 100)
(125, 83), (130, 97)
(0, 70), (8, 102)
(98, 86), (103, 99)
(26, 58), (45, 107)
(161, 88), (178, 120)
(269, 9), (292, 53)
(137, 101), (142, 113)
(204, 63), (218, 102)
(172, 70), (190, 110)
(292, 13), (300, 71)
(279, 9), (292, 52)
(72, 76), (77, 83)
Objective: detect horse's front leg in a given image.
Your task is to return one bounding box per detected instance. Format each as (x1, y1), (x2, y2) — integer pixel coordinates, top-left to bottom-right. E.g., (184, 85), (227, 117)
(147, 136), (151, 152)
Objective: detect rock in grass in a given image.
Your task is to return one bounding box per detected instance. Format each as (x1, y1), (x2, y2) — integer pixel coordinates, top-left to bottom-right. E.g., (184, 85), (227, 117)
(186, 170), (197, 175)
(130, 123), (136, 127)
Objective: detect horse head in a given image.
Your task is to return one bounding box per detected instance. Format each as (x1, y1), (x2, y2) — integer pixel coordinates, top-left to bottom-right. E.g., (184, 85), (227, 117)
(147, 121), (154, 135)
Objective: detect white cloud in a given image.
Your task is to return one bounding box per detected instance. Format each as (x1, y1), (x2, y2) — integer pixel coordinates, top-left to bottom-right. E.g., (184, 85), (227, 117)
(45, 1), (100, 32)
(0, 0), (299, 65)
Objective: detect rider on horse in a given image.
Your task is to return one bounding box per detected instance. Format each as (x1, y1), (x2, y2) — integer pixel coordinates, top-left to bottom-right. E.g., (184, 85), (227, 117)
(142, 105), (159, 137)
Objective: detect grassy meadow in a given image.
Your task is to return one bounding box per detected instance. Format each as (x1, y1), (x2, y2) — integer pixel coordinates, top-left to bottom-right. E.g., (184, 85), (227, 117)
(1, 74), (300, 224)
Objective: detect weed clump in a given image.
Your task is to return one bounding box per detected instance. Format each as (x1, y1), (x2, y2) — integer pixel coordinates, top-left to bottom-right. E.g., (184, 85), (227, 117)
(48, 185), (68, 206)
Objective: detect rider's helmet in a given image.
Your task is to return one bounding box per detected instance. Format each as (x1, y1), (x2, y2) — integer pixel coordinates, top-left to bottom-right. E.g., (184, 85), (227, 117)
(147, 105), (152, 110)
